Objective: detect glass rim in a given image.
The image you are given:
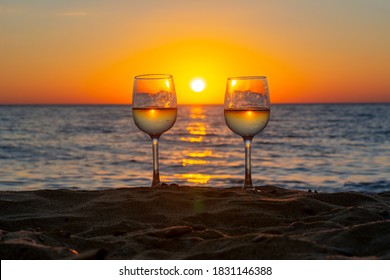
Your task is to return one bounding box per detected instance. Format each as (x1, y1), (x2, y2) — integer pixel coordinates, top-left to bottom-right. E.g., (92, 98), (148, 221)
(134, 74), (173, 80)
(227, 75), (267, 80)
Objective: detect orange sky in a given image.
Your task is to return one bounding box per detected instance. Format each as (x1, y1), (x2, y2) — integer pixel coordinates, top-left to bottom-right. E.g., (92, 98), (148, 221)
(0, 0), (389, 104)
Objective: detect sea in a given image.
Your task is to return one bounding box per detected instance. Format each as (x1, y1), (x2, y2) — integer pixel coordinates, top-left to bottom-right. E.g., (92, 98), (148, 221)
(0, 104), (389, 192)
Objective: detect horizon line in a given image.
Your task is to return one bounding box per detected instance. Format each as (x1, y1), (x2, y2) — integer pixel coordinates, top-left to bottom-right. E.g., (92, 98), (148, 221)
(1, 101), (390, 106)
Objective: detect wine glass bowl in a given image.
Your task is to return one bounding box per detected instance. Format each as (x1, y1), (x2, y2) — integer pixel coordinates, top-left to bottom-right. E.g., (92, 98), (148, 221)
(132, 107), (177, 138)
(132, 74), (177, 187)
(224, 76), (270, 189)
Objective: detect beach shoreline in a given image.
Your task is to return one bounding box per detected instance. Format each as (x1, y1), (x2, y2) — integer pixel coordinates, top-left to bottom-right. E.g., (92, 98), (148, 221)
(1, 185), (389, 260)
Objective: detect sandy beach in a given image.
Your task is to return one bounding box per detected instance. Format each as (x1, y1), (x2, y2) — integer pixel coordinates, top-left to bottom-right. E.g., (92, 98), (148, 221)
(0, 185), (389, 260)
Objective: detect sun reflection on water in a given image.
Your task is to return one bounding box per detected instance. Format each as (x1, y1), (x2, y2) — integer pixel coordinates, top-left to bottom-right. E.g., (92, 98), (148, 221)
(180, 123), (206, 142)
(176, 173), (211, 184)
(187, 123), (206, 135)
(189, 107), (206, 119)
(177, 106), (213, 185)
(188, 150), (212, 158)
(182, 159), (208, 167)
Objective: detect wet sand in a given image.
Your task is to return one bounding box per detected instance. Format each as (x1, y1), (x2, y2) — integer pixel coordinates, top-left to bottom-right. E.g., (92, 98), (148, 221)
(1, 185), (389, 259)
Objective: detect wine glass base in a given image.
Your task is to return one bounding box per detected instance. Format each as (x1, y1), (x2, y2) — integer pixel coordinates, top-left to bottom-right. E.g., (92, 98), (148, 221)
(243, 186), (261, 193)
(243, 184), (255, 190)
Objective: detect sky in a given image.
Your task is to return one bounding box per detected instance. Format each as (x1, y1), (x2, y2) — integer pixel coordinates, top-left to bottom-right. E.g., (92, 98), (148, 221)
(0, 0), (389, 104)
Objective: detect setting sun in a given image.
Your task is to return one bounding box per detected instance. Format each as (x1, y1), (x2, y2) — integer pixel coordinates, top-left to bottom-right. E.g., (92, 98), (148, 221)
(190, 78), (206, 93)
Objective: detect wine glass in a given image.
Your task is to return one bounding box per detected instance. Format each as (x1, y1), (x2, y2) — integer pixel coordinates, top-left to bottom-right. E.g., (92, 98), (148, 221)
(132, 74), (177, 187)
(224, 76), (270, 189)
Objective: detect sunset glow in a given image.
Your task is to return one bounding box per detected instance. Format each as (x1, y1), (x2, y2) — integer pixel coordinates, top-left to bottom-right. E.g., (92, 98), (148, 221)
(0, 1), (389, 104)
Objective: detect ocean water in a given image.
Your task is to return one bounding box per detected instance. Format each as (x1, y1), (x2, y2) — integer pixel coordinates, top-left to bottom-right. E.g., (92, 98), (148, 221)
(0, 104), (389, 192)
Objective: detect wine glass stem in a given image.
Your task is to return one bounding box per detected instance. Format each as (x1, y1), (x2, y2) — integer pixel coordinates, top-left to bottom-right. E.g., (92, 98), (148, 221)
(244, 138), (253, 189)
(151, 137), (161, 187)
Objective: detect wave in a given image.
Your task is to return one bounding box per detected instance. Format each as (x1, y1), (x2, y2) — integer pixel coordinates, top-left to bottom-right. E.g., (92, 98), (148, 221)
(343, 180), (390, 193)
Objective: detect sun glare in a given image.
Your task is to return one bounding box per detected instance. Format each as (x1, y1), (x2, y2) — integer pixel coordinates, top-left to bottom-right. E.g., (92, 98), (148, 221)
(190, 78), (206, 92)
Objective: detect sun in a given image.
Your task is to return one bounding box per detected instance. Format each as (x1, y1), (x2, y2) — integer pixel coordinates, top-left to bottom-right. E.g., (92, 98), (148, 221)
(190, 78), (206, 92)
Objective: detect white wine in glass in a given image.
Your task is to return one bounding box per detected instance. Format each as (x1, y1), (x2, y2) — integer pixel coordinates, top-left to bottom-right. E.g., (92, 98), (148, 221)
(132, 74), (177, 187)
(224, 76), (270, 189)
